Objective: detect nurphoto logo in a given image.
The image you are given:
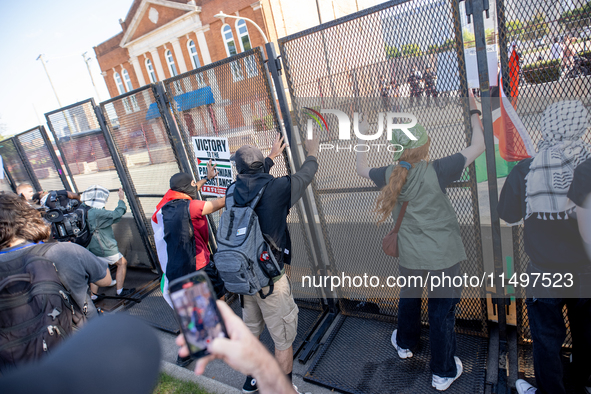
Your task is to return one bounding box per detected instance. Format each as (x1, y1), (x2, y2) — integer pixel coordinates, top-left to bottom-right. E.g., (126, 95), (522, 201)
(303, 108), (418, 153)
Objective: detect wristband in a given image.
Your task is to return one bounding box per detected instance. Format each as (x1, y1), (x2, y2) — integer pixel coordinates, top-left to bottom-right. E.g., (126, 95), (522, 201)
(470, 109), (482, 117)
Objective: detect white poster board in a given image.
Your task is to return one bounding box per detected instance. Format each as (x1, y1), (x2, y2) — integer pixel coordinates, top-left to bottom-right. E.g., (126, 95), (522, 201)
(464, 45), (499, 89)
(191, 136), (233, 197)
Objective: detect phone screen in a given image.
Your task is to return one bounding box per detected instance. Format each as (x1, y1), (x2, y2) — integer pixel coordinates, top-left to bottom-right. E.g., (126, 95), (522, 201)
(169, 272), (227, 358)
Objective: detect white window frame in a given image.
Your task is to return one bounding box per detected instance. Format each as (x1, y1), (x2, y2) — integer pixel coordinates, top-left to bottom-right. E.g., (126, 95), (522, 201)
(235, 19), (252, 52)
(122, 69), (133, 92)
(195, 72), (206, 88)
(230, 61), (244, 82)
(244, 55), (258, 78)
(114, 72), (125, 94)
(165, 50), (178, 77)
(145, 58), (157, 83)
(187, 39), (201, 69)
(222, 24), (237, 57)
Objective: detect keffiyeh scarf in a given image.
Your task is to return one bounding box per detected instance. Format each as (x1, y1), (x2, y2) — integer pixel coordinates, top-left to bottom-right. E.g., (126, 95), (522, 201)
(81, 185), (110, 209)
(525, 100), (591, 220)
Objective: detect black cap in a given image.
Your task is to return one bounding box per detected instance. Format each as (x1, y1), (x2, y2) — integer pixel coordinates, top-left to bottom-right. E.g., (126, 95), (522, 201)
(231, 145), (265, 174)
(169, 172), (193, 190)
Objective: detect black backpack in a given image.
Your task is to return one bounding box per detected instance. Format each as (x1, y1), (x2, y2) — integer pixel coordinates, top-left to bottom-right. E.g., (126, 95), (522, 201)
(0, 243), (76, 374)
(162, 199), (197, 284)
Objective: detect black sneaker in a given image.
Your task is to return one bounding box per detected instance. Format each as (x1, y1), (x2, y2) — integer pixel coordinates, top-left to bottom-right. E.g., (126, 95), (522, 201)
(242, 375), (258, 393)
(176, 354), (193, 367)
(118, 288), (136, 297)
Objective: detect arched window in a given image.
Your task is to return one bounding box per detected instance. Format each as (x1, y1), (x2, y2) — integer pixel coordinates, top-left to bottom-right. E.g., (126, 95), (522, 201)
(187, 40), (201, 69)
(114, 72), (125, 94)
(222, 24), (237, 57)
(122, 69), (133, 91)
(145, 58), (157, 83)
(165, 50), (178, 77)
(236, 19), (252, 52)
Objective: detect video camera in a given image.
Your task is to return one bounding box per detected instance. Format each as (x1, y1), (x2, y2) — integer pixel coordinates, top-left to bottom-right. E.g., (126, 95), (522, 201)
(39, 191), (92, 247)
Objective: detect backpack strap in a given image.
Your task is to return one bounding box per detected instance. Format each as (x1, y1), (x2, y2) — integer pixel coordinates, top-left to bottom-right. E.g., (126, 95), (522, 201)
(26, 243), (56, 258)
(258, 280), (274, 299)
(248, 184), (268, 210)
(225, 183), (236, 210)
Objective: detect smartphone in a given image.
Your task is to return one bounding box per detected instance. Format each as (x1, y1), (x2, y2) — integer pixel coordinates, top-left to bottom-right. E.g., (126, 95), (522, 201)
(169, 271), (228, 359)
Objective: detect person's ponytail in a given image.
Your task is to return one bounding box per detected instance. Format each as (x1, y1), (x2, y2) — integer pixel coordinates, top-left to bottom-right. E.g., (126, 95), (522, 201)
(375, 137), (431, 224)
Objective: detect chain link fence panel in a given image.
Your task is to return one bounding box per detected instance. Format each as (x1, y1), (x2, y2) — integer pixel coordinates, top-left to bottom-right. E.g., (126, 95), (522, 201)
(279, 0), (488, 336)
(164, 47), (321, 305)
(45, 100), (153, 269)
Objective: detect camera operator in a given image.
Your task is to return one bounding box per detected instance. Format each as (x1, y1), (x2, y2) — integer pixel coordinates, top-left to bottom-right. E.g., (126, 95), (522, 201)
(16, 183), (35, 203)
(33, 189), (81, 211)
(81, 185), (135, 298)
(0, 192), (112, 323)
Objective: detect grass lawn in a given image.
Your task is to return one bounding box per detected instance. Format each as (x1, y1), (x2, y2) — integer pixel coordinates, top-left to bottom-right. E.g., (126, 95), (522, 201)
(153, 373), (211, 394)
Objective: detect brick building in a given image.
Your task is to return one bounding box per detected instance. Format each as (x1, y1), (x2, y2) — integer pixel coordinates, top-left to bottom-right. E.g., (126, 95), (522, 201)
(94, 0), (383, 99)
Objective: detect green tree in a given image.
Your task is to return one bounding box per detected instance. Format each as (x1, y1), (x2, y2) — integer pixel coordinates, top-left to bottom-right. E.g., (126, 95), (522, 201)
(401, 43), (422, 57)
(522, 13), (549, 41)
(559, 1), (591, 31)
(463, 28), (475, 48)
(427, 44), (439, 54)
(506, 19), (524, 40)
(385, 43), (401, 59)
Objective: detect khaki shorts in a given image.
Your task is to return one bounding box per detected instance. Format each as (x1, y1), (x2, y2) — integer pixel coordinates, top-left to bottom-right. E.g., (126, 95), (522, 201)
(242, 275), (299, 351)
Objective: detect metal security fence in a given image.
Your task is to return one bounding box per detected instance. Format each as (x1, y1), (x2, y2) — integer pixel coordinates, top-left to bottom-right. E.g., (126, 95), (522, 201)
(0, 137), (35, 191)
(497, 0), (591, 347)
(279, 0), (487, 336)
(100, 85), (182, 250)
(45, 99), (155, 270)
(15, 126), (68, 192)
(165, 47), (321, 303)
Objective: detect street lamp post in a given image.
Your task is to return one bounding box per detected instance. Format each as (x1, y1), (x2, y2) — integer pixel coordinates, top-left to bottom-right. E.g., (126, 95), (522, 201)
(36, 54), (62, 107)
(82, 52), (102, 103)
(213, 12), (269, 43)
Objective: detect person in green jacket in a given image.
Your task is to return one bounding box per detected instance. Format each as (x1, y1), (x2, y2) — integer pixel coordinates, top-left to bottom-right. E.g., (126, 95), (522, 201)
(355, 90), (484, 391)
(82, 185), (135, 298)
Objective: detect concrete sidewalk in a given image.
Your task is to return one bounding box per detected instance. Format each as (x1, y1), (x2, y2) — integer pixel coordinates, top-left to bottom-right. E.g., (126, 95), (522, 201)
(155, 328), (335, 394)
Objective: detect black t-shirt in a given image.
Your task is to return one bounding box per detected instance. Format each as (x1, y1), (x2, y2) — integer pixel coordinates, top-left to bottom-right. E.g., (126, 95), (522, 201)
(568, 158), (591, 206)
(498, 158), (590, 269)
(369, 152), (466, 192)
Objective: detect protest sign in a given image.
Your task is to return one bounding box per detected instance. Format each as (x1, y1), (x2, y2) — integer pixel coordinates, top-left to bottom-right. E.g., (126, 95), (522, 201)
(191, 136), (234, 197)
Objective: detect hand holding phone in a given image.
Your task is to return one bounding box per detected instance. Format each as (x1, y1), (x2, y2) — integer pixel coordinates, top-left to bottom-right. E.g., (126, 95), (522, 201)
(169, 272), (227, 359)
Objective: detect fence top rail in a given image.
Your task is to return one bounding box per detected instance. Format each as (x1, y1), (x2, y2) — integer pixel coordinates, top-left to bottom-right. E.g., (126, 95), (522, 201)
(278, 0), (410, 45)
(14, 126), (43, 139)
(44, 98), (96, 117)
(164, 47), (260, 84)
(100, 84), (153, 106)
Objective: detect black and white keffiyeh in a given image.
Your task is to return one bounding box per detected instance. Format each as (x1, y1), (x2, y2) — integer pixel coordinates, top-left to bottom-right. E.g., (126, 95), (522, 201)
(525, 100), (591, 220)
(81, 185), (110, 209)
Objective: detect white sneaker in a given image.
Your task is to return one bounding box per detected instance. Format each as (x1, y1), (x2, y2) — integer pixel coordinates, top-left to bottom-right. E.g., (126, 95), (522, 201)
(391, 329), (413, 359)
(108, 279), (117, 287)
(515, 379), (537, 394)
(432, 356), (463, 391)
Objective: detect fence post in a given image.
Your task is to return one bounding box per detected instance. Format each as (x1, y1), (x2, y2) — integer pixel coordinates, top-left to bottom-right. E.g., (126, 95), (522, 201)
(12, 137), (42, 192)
(469, 0), (508, 342)
(44, 116), (79, 193)
(2, 159), (17, 192)
(39, 125), (72, 192)
(93, 102), (161, 274)
(153, 82), (219, 252)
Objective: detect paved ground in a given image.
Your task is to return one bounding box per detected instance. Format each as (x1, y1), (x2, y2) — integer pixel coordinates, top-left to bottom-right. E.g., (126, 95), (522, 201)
(155, 325), (337, 394)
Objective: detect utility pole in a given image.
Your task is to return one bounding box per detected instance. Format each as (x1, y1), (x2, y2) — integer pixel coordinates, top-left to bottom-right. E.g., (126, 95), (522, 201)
(82, 52), (102, 103)
(36, 54), (62, 107)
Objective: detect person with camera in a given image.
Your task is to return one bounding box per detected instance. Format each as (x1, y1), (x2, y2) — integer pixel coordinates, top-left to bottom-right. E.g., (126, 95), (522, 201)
(33, 189), (81, 210)
(0, 192), (113, 323)
(16, 183), (35, 202)
(82, 186), (134, 298)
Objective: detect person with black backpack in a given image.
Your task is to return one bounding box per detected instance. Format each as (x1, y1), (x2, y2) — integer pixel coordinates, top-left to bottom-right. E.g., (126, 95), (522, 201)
(81, 186), (134, 299)
(0, 192), (113, 372)
(214, 133), (319, 394)
(151, 161), (226, 366)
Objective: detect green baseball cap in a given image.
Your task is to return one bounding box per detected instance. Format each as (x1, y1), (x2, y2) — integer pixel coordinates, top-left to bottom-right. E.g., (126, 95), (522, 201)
(390, 123), (429, 162)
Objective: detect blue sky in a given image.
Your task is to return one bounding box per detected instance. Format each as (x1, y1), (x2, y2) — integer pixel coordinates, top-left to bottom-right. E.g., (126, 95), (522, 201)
(0, 0), (134, 136)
